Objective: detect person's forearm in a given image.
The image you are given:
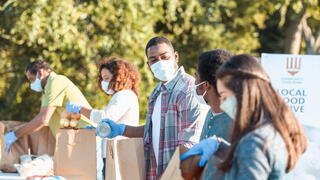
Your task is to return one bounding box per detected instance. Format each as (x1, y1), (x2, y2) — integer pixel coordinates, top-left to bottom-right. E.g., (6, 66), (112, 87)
(15, 115), (46, 138)
(123, 125), (144, 138)
(79, 107), (92, 119)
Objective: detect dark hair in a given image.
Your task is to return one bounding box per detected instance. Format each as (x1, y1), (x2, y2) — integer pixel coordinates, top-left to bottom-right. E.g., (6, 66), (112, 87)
(98, 57), (140, 96)
(197, 49), (233, 89)
(217, 54), (307, 173)
(145, 36), (174, 56)
(26, 60), (51, 75)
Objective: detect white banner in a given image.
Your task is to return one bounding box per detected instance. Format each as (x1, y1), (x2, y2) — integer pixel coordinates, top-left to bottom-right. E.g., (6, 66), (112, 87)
(261, 53), (320, 128)
(261, 53), (320, 179)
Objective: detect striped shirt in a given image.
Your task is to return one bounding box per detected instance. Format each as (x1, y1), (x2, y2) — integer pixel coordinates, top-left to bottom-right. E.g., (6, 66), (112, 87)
(143, 67), (208, 180)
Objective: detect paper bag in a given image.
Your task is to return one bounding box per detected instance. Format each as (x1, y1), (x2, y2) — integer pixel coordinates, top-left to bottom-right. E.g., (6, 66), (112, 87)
(105, 138), (145, 180)
(160, 148), (184, 180)
(161, 147), (203, 180)
(54, 129), (96, 180)
(28, 126), (55, 156)
(0, 121), (57, 173)
(0, 121), (29, 172)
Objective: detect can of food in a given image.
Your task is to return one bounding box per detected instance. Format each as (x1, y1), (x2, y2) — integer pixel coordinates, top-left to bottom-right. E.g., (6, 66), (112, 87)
(97, 121), (111, 138)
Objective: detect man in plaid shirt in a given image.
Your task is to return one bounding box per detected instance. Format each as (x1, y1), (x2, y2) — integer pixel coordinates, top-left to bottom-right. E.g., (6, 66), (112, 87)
(100, 36), (208, 179)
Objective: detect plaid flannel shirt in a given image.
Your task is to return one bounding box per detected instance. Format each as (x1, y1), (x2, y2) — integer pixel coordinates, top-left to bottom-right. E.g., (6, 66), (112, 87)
(143, 67), (208, 180)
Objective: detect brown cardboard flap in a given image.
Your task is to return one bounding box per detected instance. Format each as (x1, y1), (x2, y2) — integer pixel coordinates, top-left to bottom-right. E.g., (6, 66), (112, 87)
(160, 148), (184, 180)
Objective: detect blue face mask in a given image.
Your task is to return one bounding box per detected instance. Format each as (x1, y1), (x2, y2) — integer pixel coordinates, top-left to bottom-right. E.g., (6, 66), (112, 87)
(219, 95), (237, 120)
(30, 73), (43, 92)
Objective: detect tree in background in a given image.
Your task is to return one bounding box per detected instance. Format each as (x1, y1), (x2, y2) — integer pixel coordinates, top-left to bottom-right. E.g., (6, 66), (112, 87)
(0, 0), (157, 122)
(259, 0), (320, 54)
(0, 0), (319, 123)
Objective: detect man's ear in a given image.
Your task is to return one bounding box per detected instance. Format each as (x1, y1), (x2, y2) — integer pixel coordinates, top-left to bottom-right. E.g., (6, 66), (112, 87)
(146, 61), (150, 68)
(204, 81), (211, 90)
(38, 69), (45, 78)
(174, 51), (179, 62)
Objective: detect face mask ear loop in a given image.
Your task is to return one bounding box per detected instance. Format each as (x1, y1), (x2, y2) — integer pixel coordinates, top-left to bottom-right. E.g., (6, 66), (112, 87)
(201, 81), (208, 96)
(195, 81), (204, 96)
(36, 72), (43, 89)
(203, 90), (207, 97)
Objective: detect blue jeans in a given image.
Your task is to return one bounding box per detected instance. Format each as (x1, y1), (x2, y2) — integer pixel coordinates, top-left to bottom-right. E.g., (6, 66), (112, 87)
(102, 158), (106, 179)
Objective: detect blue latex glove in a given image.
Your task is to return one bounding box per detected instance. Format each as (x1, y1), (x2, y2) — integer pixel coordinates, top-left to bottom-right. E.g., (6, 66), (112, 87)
(180, 136), (220, 167)
(99, 118), (126, 138)
(85, 126), (96, 129)
(66, 101), (82, 114)
(85, 126), (98, 136)
(4, 131), (18, 152)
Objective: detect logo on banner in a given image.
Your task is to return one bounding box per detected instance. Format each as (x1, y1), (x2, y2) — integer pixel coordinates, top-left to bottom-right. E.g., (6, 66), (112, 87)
(286, 57), (301, 76)
(281, 56), (303, 85)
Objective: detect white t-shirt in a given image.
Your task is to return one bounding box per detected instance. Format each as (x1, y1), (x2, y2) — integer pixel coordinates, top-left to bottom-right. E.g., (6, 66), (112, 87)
(152, 92), (162, 165)
(90, 89), (139, 158)
(211, 110), (223, 117)
(90, 89), (139, 125)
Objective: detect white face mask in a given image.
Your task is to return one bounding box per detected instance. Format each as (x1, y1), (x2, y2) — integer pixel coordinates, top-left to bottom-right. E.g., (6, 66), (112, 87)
(30, 73), (43, 92)
(219, 95), (237, 120)
(150, 59), (176, 81)
(101, 80), (114, 95)
(193, 81), (207, 105)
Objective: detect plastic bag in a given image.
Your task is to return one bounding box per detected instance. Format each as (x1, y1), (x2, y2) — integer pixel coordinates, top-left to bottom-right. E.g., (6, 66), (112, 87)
(14, 154), (54, 177)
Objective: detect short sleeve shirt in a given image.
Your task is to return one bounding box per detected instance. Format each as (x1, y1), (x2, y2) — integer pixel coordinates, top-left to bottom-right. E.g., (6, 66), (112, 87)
(41, 72), (95, 136)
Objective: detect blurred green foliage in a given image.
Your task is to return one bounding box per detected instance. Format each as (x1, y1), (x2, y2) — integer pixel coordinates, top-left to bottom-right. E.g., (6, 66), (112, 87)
(0, 0), (319, 124)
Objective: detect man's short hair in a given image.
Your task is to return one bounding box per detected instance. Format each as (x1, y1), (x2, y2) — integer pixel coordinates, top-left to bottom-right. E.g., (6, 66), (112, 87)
(197, 49), (233, 89)
(145, 36), (174, 56)
(26, 60), (51, 75)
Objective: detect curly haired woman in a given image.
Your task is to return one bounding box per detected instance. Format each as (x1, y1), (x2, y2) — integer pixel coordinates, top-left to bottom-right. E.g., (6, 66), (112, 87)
(65, 57), (141, 179)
